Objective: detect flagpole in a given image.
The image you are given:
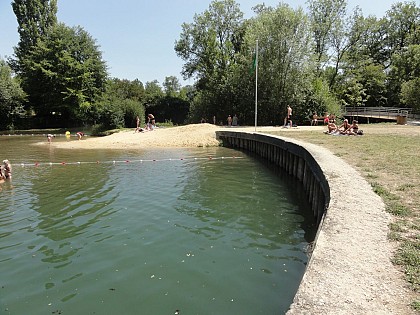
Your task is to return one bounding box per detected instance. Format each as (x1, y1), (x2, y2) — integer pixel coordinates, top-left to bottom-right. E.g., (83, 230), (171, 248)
(254, 39), (258, 132)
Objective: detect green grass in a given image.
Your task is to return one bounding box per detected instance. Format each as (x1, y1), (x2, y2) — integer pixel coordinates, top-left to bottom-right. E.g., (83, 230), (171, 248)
(397, 183), (416, 191)
(392, 241), (420, 291)
(387, 202), (412, 217)
(411, 300), (420, 311)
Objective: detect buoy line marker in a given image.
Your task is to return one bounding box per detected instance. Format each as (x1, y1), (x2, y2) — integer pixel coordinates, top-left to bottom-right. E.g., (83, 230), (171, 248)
(0, 133), (89, 137)
(11, 156), (243, 167)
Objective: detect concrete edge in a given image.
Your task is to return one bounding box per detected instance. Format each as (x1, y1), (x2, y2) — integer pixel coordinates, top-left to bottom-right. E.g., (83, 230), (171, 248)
(216, 130), (412, 315)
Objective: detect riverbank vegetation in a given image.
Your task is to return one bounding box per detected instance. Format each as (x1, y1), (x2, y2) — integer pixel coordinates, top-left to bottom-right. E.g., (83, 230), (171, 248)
(268, 123), (420, 310)
(1, 0), (419, 131)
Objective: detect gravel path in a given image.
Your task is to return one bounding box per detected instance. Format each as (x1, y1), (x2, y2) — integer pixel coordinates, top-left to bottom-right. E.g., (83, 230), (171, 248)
(282, 138), (416, 315)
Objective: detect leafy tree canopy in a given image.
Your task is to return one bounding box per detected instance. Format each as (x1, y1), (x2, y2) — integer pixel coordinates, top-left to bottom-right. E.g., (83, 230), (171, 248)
(11, 0), (58, 73)
(0, 59), (26, 129)
(175, 0), (244, 86)
(20, 23), (107, 125)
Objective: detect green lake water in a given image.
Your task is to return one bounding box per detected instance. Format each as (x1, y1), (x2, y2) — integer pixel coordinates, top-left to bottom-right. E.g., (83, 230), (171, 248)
(0, 135), (316, 315)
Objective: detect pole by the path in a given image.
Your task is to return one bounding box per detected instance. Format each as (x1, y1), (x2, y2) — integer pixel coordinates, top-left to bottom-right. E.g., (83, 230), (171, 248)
(254, 40), (258, 132)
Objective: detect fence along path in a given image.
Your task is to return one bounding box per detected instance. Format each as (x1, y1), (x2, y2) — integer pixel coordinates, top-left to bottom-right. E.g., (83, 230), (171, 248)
(344, 106), (414, 121)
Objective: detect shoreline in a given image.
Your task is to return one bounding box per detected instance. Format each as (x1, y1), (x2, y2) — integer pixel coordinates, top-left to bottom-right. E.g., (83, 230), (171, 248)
(44, 124), (326, 150)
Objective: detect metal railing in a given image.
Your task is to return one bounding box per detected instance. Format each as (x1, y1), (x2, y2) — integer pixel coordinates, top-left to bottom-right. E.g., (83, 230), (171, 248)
(344, 107), (413, 119)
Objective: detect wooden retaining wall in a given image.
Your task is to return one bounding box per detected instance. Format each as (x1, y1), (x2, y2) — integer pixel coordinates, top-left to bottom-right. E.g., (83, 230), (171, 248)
(216, 131), (330, 228)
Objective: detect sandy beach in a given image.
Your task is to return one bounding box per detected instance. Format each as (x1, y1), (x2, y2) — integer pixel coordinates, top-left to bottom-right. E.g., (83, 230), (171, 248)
(51, 123), (221, 149)
(50, 123), (325, 150)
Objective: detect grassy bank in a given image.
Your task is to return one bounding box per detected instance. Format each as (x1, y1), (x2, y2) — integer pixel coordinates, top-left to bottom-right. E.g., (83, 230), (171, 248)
(268, 123), (419, 310)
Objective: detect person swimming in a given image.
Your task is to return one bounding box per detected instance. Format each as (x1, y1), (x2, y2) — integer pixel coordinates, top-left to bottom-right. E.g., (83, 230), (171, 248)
(0, 166), (4, 183)
(1, 160), (12, 179)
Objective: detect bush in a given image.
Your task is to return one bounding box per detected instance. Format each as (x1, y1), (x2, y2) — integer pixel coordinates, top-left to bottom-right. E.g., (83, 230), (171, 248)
(90, 124), (107, 136)
(157, 120), (175, 127)
(121, 99), (145, 128)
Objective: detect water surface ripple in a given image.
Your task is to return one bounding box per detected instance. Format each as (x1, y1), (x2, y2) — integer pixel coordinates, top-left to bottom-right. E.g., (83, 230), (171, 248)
(0, 136), (315, 314)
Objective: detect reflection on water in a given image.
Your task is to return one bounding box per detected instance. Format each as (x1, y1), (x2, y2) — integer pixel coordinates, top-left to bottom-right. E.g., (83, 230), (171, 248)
(177, 158), (313, 244)
(0, 136), (315, 314)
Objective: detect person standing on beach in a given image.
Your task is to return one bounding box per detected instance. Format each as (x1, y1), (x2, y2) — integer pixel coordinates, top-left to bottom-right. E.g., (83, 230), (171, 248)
(284, 105), (292, 128)
(76, 131), (85, 140)
(232, 114), (238, 126)
(227, 115), (232, 127)
(312, 112), (318, 126)
(147, 114), (155, 130)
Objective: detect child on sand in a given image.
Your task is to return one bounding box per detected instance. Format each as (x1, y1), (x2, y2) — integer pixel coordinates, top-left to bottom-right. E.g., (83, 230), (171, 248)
(47, 134), (55, 143)
(76, 132), (85, 140)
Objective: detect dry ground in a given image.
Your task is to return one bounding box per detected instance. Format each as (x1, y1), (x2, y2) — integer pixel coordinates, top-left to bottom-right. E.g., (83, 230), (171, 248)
(51, 124), (222, 150)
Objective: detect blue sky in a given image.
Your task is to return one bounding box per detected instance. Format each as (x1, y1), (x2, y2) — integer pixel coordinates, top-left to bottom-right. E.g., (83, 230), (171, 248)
(0, 0), (399, 86)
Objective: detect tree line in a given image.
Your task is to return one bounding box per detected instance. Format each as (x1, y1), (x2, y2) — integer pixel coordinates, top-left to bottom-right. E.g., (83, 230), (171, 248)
(1, 0), (419, 131)
(175, 0), (419, 125)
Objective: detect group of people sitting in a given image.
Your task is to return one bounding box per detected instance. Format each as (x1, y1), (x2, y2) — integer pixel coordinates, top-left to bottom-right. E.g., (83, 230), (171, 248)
(135, 114), (156, 133)
(0, 159), (12, 182)
(311, 112), (336, 126)
(324, 119), (363, 136)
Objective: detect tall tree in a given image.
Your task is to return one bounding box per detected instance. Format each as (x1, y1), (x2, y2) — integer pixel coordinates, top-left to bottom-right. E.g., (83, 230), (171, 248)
(175, 0), (244, 120)
(144, 80), (164, 108)
(344, 13), (390, 107)
(107, 78), (145, 102)
(342, 76), (368, 110)
(11, 0), (57, 73)
(163, 76), (181, 97)
(20, 23), (107, 125)
(307, 0), (347, 72)
(329, 8), (366, 89)
(95, 78), (145, 129)
(400, 77), (420, 110)
(384, 1), (420, 106)
(0, 59), (26, 130)
(346, 14), (383, 68)
(175, 0), (243, 84)
(383, 1), (420, 68)
(240, 3), (315, 124)
(392, 44), (420, 109)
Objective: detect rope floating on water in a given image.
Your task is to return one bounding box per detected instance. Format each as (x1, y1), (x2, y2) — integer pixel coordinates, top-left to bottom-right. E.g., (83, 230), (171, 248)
(11, 156), (243, 167)
(0, 133), (89, 137)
